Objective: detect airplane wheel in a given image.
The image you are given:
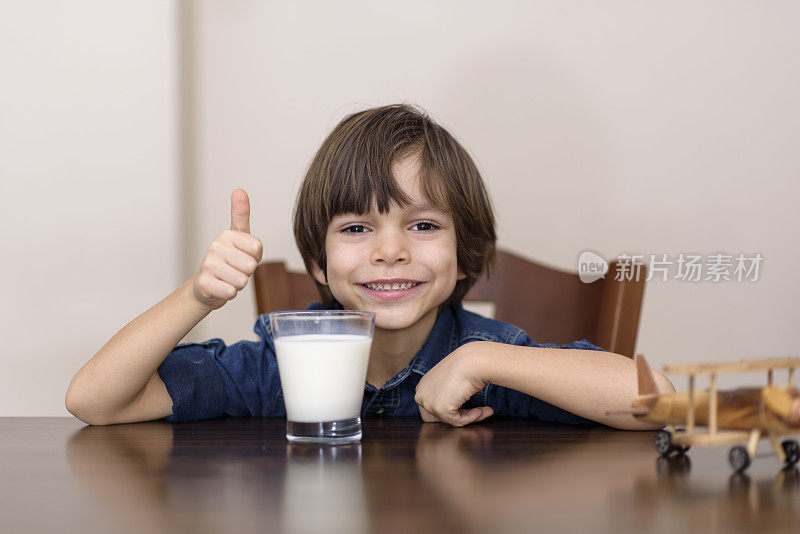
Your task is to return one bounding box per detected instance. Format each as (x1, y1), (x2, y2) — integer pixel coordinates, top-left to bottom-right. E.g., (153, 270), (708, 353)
(782, 440), (800, 467)
(655, 430), (689, 456)
(655, 430), (673, 455)
(729, 446), (751, 472)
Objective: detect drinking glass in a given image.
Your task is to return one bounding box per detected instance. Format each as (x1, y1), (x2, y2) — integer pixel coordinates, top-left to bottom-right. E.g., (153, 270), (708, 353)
(269, 310), (375, 444)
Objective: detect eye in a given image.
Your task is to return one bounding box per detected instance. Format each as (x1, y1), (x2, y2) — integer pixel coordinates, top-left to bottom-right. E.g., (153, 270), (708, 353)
(341, 224), (368, 234)
(411, 221), (439, 232)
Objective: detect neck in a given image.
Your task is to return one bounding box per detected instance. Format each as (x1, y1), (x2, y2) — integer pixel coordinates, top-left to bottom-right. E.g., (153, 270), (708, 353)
(367, 307), (439, 389)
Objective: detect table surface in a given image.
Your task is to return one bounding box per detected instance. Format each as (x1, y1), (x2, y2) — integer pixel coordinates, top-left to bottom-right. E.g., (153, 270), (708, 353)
(1, 417), (798, 534)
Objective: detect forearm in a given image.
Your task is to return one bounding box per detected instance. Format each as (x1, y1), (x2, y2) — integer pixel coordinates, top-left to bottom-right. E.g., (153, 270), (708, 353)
(474, 342), (675, 430)
(66, 276), (211, 422)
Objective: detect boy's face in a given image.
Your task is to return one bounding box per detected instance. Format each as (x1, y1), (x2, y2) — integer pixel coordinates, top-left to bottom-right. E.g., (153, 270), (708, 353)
(312, 155), (465, 331)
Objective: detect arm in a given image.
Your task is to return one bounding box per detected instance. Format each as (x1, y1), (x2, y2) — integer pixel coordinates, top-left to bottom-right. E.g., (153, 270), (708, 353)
(65, 277), (211, 425)
(414, 341), (675, 430)
(473, 342), (675, 430)
(65, 189), (262, 425)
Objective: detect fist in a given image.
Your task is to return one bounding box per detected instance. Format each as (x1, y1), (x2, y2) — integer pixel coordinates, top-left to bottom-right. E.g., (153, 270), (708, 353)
(192, 189), (263, 311)
(414, 342), (494, 427)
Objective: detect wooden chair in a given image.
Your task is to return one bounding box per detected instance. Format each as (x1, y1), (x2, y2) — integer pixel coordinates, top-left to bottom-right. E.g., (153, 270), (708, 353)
(463, 250), (646, 358)
(253, 249), (646, 358)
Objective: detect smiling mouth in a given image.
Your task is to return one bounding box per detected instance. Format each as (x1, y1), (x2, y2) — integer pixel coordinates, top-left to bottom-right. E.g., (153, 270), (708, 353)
(359, 281), (424, 291)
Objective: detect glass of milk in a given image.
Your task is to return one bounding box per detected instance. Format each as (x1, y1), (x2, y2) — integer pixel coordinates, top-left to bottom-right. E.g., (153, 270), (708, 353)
(269, 310), (375, 445)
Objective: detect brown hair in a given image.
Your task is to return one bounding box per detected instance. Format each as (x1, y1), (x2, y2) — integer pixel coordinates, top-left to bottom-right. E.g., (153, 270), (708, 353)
(293, 103), (496, 308)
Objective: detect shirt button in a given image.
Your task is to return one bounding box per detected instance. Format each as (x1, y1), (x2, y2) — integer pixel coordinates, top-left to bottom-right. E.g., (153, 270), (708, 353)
(376, 409), (385, 414)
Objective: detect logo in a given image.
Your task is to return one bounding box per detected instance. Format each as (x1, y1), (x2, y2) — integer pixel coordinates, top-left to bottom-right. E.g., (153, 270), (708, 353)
(578, 251), (608, 283)
(576, 251), (762, 283)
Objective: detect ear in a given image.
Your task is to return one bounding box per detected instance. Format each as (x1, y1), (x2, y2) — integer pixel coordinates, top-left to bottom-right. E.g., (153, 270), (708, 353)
(311, 261), (328, 285)
(457, 269), (467, 281)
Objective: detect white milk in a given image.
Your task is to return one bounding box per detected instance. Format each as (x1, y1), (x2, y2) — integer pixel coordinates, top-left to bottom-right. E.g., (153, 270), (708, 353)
(275, 334), (372, 423)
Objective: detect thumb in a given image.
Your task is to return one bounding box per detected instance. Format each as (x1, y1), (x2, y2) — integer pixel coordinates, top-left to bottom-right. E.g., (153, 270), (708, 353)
(230, 189), (250, 233)
(452, 407), (490, 427)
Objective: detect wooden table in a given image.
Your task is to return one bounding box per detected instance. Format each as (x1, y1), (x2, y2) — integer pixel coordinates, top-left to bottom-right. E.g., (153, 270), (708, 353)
(1, 417), (798, 533)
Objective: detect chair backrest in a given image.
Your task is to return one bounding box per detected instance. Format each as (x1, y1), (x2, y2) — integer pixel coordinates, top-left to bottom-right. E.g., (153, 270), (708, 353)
(253, 249), (646, 358)
(252, 261), (321, 317)
(463, 250), (645, 358)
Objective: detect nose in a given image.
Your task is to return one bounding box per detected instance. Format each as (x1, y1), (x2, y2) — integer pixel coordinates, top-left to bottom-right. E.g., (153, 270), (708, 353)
(370, 228), (410, 266)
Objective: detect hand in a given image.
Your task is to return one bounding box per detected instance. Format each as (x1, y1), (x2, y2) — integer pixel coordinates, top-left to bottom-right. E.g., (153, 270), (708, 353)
(191, 189), (263, 311)
(414, 342), (494, 427)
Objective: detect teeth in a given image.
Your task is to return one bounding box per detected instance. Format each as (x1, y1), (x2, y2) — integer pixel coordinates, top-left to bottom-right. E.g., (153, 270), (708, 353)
(364, 282), (420, 291)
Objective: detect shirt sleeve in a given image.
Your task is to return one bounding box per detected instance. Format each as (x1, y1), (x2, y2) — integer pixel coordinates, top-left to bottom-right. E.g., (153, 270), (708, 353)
(487, 333), (607, 425)
(156, 315), (280, 422)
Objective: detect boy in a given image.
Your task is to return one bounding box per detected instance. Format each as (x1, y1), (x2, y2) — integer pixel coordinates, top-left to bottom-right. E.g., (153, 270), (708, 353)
(66, 104), (673, 428)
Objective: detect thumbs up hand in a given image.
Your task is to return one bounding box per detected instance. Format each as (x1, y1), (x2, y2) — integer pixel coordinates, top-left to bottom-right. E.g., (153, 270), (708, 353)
(191, 189), (263, 311)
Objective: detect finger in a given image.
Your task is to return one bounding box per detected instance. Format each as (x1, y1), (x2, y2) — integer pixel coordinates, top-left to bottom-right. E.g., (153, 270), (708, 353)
(230, 189), (250, 234)
(197, 274), (237, 301)
(474, 406), (494, 423)
(221, 245), (258, 275)
(222, 230), (262, 259)
(447, 407), (487, 427)
(418, 405), (440, 423)
(209, 260), (250, 291)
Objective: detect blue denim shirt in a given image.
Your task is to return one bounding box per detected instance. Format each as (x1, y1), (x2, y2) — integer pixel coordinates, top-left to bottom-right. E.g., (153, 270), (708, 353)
(157, 303), (606, 424)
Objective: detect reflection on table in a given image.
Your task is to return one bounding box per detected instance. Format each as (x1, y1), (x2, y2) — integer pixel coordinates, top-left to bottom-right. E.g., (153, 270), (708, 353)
(0, 417), (797, 533)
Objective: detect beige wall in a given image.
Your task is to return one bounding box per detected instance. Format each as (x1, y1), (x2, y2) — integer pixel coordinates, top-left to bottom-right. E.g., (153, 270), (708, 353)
(4, 2), (798, 416)
(0, 2), (179, 415)
(187, 1), (800, 391)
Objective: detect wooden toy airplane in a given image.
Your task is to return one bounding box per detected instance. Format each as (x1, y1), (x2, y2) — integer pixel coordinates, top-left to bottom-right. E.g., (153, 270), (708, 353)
(629, 354), (800, 472)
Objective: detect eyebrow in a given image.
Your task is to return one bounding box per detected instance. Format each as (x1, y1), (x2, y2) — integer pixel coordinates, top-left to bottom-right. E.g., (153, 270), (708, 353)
(407, 204), (450, 215)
